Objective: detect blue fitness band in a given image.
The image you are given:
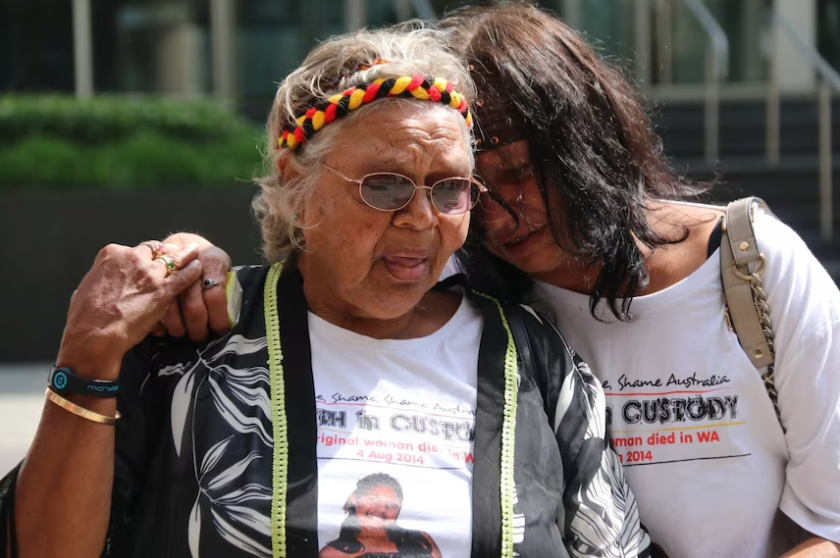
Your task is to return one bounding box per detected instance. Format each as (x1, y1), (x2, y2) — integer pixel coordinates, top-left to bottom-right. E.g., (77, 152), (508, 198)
(47, 366), (119, 398)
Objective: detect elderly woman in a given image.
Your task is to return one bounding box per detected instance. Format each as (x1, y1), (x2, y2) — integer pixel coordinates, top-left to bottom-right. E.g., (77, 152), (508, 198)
(0, 25), (651, 558)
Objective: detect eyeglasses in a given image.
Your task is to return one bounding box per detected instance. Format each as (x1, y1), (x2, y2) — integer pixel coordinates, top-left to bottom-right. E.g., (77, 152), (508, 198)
(322, 164), (487, 215)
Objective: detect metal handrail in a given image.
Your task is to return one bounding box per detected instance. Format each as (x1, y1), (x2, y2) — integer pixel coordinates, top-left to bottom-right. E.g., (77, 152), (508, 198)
(679, 0), (729, 163)
(766, 10), (838, 240)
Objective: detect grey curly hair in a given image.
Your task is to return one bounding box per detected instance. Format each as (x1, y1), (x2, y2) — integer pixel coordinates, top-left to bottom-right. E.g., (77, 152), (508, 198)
(253, 22), (476, 263)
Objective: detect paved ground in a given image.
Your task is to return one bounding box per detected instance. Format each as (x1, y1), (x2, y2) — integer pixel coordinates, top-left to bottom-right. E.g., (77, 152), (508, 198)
(0, 363), (49, 476)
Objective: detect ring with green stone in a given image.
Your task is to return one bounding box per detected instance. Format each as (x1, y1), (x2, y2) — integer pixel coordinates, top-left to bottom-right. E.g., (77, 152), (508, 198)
(155, 254), (177, 277)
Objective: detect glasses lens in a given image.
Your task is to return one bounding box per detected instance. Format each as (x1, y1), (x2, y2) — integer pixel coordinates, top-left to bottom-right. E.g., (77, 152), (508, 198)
(432, 179), (474, 214)
(360, 174), (415, 211)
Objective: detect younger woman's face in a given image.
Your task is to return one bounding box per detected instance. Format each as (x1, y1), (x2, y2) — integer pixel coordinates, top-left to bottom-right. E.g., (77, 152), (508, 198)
(474, 140), (567, 275)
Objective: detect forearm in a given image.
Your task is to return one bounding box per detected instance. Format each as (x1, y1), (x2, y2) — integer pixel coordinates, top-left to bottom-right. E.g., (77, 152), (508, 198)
(14, 358), (120, 558)
(11, 241), (202, 558)
(780, 538), (840, 558)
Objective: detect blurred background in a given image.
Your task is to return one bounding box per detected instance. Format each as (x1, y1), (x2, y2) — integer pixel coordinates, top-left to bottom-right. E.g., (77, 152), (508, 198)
(0, 0), (838, 472)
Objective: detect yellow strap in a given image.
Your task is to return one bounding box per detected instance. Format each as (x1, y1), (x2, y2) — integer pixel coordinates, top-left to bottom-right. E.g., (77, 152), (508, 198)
(264, 262), (289, 558)
(473, 291), (519, 558)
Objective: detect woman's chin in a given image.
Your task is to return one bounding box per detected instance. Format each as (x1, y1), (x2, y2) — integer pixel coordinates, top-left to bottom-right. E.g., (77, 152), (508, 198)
(358, 279), (435, 319)
(492, 247), (562, 277)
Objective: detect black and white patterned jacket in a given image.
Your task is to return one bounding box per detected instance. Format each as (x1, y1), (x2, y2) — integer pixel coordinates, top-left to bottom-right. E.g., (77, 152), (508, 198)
(0, 264), (652, 558)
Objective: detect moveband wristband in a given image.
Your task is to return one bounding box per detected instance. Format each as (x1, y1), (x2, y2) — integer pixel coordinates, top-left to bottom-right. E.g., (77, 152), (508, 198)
(48, 366), (119, 398)
(45, 388), (120, 425)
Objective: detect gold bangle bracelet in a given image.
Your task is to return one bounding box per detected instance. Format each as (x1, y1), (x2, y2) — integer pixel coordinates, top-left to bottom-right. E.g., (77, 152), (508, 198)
(44, 388), (120, 426)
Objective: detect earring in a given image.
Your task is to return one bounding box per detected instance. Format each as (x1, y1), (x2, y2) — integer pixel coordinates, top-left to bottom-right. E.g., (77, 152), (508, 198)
(293, 213), (299, 221)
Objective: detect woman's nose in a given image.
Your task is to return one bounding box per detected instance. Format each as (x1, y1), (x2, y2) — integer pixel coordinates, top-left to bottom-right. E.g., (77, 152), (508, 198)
(393, 186), (436, 229)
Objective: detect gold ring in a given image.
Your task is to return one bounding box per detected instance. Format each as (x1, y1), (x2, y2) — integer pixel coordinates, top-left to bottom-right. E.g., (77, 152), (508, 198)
(142, 242), (164, 260)
(155, 254), (177, 277)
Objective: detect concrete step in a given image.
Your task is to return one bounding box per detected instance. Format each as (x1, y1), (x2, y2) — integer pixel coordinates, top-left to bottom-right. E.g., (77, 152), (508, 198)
(650, 98), (840, 160)
(677, 157), (840, 284)
(650, 98), (840, 124)
(653, 97), (840, 283)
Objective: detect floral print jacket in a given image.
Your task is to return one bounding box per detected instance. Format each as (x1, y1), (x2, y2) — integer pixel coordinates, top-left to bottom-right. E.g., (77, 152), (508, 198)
(0, 263), (652, 558)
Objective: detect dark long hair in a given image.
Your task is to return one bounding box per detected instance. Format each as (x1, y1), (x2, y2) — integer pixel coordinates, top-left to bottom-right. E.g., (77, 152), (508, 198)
(443, 2), (709, 320)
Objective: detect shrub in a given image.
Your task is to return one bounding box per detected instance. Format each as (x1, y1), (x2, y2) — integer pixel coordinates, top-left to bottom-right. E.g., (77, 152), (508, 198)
(0, 131), (264, 189)
(0, 95), (265, 189)
(0, 95), (256, 145)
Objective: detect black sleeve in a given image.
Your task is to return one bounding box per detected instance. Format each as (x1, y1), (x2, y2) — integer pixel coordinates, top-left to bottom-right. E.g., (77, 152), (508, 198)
(0, 340), (161, 558)
(104, 339), (163, 556)
(0, 461), (21, 556)
(517, 305), (653, 557)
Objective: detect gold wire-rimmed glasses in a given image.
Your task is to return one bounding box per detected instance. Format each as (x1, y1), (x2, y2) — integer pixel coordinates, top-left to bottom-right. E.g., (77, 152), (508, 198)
(322, 164), (487, 215)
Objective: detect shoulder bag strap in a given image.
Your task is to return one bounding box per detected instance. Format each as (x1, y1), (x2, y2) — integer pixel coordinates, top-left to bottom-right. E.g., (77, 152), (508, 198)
(720, 197), (782, 424)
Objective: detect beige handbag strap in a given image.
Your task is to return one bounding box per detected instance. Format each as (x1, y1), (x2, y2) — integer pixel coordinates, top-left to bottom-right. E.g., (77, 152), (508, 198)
(720, 197), (782, 423)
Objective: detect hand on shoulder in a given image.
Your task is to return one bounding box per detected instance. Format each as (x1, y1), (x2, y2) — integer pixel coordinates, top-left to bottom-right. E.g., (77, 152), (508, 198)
(57, 242), (203, 379)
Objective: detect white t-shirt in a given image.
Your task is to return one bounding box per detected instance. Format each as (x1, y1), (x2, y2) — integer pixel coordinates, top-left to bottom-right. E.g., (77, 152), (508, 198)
(533, 209), (840, 558)
(309, 295), (482, 557)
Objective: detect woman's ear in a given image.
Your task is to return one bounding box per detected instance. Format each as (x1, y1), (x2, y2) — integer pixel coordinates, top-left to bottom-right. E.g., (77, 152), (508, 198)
(279, 155), (313, 227)
(276, 153), (290, 177)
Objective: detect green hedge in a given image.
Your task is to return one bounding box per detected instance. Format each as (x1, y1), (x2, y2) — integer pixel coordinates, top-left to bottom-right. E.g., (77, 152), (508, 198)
(0, 95), (266, 189)
(0, 95), (258, 144)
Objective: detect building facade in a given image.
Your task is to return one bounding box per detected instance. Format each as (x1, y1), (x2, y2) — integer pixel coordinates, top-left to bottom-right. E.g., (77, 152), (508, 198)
(0, 0), (838, 113)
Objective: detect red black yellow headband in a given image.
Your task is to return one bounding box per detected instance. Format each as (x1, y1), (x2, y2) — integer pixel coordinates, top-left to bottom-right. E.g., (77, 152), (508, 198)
(278, 75), (473, 151)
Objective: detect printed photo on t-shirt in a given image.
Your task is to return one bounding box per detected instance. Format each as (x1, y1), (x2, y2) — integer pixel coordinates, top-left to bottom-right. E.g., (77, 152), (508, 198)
(308, 303), (482, 557)
(314, 389), (475, 557)
(318, 473), (443, 558)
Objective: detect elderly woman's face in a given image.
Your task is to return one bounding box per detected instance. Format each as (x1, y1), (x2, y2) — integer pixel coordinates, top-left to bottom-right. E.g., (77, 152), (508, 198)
(299, 104), (471, 319)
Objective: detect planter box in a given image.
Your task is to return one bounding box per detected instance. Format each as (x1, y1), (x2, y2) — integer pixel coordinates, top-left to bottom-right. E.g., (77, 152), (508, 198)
(0, 188), (263, 362)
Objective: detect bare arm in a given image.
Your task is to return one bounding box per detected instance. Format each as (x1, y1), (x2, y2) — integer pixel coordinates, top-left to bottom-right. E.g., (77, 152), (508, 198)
(12, 243), (201, 558)
(780, 538), (840, 558)
(14, 361), (119, 558)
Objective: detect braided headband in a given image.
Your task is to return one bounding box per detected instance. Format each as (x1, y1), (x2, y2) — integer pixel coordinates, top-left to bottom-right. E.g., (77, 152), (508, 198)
(278, 75), (473, 151)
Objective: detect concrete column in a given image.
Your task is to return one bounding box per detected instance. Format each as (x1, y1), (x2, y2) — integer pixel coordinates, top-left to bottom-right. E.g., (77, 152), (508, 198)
(773, 0), (817, 92)
(742, 0), (765, 82)
(655, 0), (673, 85)
(210, 0), (236, 103)
(345, 0), (367, 31)
(157, 23), (202, 95)
(634, 0), (652, 86)
(395, 0), (412, 22)
(153, 2), (201, 95)
(562, 0), (581, 27)
(72, 0), (94, 98)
